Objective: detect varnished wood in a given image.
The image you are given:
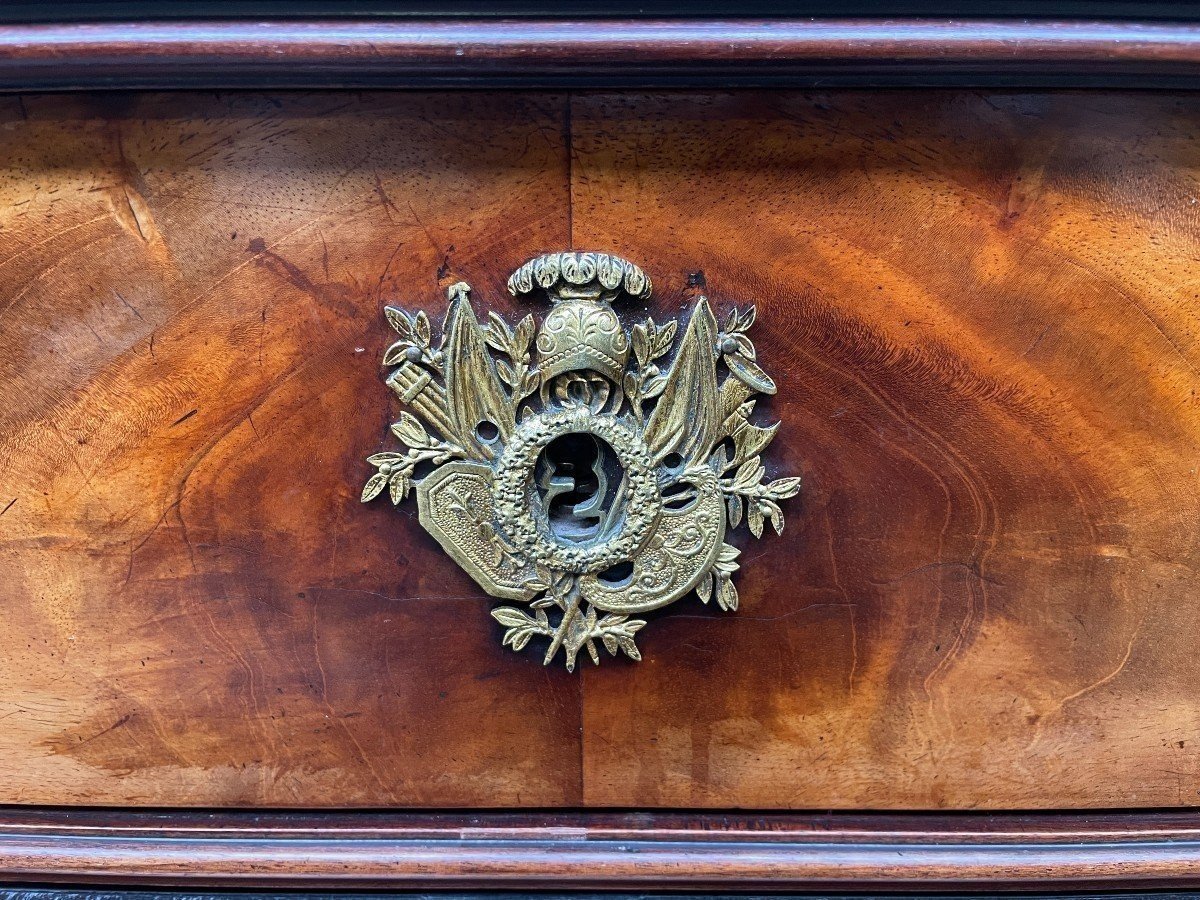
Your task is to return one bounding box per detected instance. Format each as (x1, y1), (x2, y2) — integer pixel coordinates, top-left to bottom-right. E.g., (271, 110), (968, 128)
(5, 19), (1200, 90)
(0, 810), (1197, 890)
(0, 91), (579, 807)
(571, 90), (1200, 809)
(1, 90), (1199, 810)
(568, 90), (1200, 811)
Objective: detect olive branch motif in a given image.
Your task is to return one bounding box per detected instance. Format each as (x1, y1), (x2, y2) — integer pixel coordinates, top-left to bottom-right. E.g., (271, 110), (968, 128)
(362, 412), (462, 505)
(484, 311), (540, 409)
(624, 316), (677, 423)
(492, 567), (647, 670)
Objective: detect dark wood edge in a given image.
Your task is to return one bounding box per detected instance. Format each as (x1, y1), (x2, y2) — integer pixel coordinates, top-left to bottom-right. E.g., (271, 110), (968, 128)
(5, 18), (1200, 89)
(0, 810), (1198, 890)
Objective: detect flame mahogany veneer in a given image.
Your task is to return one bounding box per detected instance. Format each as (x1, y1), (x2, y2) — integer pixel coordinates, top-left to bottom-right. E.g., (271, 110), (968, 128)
(0, 27), (1199, 890)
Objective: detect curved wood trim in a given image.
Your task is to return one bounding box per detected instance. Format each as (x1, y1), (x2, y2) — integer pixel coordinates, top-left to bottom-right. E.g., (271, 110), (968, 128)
(0, 810), (1198, 890)
(3, 18), (1200, 88)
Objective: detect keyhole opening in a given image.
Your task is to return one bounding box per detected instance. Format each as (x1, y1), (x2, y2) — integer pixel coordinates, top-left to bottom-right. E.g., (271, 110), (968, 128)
(535, 432), (625, 545)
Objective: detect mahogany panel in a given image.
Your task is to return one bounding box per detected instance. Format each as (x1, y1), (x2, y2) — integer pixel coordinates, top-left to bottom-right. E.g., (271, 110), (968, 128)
(1, 89), (1199, 811)
(0, 91), (579, 806)
(571, 90), (1200, 808)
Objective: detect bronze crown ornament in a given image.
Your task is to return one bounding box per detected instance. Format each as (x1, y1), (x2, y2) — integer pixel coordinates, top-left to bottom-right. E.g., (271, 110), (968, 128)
(362, 252), (800, 671)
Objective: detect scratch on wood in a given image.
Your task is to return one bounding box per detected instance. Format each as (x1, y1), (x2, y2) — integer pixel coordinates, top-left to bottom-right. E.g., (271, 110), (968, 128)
(114, 290), (144, 321)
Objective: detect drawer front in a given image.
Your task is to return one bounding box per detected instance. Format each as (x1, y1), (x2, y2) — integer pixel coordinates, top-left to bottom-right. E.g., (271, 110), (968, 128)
(0, 89), (1196, 809)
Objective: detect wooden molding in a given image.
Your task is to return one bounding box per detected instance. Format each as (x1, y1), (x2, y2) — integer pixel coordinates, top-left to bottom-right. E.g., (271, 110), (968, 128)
(3, 18), (1200, 88)
(0, 810), (1199, 890)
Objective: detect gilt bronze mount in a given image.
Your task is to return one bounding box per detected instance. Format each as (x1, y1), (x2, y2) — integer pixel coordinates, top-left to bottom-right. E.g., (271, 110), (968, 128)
(362, 252), (800, 670)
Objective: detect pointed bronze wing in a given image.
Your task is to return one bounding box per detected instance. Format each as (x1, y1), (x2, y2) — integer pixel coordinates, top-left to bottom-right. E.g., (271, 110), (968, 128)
(442, 283), (515, 461)
(642, 297), (719, 466)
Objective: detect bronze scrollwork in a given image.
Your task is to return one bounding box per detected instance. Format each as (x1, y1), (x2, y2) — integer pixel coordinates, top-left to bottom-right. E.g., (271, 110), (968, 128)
(362, 252), (800, 670)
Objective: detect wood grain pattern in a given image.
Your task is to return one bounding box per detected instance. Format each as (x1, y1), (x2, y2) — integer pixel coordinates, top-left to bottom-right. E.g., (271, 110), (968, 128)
(0, 90), (1198, 809)
(0, 91), (580, 806)
(572, 90), (1200, 809)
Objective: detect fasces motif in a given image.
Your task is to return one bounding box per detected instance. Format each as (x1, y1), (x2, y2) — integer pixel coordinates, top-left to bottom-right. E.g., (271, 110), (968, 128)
(362, 252), (800, 670)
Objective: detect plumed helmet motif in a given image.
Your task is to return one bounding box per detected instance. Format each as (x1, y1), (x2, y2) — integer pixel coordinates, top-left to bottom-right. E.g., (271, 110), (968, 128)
(507, 251), (652, 384)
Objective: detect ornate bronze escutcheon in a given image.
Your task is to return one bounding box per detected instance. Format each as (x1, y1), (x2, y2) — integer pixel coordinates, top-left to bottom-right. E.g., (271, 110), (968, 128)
(362, 252), (800, 670)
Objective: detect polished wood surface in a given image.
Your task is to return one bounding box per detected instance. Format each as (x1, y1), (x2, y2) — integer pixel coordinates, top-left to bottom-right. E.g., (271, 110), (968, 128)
(4, 19), (1200, 90)
(0, 90), (1198, 808)
(0, 809), (1199, 890)
(0, 91), (578, 806)
(572, 90), (1200, 809)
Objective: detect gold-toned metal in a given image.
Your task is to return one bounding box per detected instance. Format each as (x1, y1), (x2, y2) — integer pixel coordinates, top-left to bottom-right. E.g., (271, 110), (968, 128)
(362, 252), (800, 670)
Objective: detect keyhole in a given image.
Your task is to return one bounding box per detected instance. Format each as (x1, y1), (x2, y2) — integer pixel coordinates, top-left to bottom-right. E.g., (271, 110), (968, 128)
(535, 433), (624, 545)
